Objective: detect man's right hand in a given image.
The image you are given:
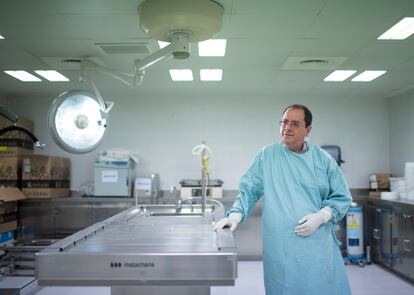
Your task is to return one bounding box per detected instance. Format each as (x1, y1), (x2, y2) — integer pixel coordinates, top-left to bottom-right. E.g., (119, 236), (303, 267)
(213, 212), (242, 231)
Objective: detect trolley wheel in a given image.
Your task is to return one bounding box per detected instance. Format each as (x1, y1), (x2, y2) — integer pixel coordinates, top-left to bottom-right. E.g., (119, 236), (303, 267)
(358, 260), (365, 267)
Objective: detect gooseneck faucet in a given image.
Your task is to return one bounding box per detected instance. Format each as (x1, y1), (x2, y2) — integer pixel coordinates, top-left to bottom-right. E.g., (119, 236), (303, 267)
(201, 141), (208, 215)
(170, 185), (181, 213)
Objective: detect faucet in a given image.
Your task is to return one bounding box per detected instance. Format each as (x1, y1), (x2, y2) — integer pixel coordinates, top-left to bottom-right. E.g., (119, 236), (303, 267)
(181, 199), (194, 212)
(170, 185), (181, 213)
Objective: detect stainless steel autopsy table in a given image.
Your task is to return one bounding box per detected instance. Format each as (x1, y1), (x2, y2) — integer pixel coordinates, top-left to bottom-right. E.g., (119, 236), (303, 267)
(35, 203), (237, 295)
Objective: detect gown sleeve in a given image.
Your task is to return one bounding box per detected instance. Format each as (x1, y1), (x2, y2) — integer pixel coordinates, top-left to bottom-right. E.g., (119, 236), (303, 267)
(321, 156), (352, 223)
(226, 149), (265, 221)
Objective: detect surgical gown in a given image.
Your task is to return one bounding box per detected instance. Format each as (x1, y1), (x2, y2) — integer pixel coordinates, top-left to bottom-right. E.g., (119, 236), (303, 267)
(227, 141), (352, 295)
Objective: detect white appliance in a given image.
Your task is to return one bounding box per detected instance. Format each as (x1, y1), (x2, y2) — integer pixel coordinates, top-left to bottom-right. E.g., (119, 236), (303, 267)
(179, 179), (223, 198)
(94, 161), (133, 197)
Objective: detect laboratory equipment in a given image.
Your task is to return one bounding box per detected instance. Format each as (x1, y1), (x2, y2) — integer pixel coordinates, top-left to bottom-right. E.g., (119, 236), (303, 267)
(346, 204), (365, 266)
(94, 160), (133, 197)
(180, 179), (223, 198)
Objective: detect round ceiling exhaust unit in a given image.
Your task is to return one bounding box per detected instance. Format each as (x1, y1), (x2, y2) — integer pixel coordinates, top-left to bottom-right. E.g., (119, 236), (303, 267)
(138, 0), (224, 43)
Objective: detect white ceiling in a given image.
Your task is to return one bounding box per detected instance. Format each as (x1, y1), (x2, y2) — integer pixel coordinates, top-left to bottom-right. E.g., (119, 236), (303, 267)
(1, 0), (414, 99)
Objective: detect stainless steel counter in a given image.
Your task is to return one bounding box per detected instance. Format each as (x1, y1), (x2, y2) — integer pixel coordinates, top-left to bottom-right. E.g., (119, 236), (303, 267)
(35, 203), (237, 294)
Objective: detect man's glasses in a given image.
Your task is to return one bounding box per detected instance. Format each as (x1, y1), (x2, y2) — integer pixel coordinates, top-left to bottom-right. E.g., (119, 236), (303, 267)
(279, 120), (305, 129)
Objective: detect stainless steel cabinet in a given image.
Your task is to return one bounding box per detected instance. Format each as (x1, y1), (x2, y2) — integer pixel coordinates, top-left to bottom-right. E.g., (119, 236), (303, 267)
(366, 205), (393, 267)
(393, 213), (414, 278)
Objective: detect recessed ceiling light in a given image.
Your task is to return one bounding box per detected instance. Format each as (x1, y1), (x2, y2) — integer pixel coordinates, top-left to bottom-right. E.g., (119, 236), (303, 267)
(200, 69), (222, 81)
(351, 70), (387, 82)
(378, 17), (414, 40)
(323, 70), (356, 82)
(169, 69), (193, 81)
(0, 35), (5, 40)
(158, 41), (169, 49)
(35, 70), (69, 81)
(198, 39), (226, 56)
(4, 70), (41, 82)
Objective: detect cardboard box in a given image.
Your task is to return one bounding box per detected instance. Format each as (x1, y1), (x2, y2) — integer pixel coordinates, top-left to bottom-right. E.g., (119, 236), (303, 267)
(369, 173), (391, 190)
(22, 155), (71, 199)
(0, 187), (25, 220)
(368, 191), (381, 198)
(0, 220), (17, 234)
(0, 157), (23, 188)
(0, 116), (34, 157)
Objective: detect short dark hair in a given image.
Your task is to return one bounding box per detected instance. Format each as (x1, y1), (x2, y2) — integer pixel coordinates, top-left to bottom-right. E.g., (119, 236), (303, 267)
(283, 104), (312, 127)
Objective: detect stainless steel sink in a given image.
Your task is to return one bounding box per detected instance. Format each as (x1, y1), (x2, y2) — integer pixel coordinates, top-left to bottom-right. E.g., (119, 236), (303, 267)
(148, 212), (204, 216)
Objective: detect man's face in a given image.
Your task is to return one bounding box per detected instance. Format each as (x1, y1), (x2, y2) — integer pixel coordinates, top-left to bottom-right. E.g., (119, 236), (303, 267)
(280, 108), (312, 151)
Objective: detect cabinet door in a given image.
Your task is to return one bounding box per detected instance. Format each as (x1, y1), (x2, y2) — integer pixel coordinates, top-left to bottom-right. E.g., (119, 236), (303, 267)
(404, 215), (414, 279)
(393, 213), (414, 279)
(379, 208), (393, 267)
(366, 205), (392, 266)
(392, 213), (404, 273)
(366, 205), (379, 261)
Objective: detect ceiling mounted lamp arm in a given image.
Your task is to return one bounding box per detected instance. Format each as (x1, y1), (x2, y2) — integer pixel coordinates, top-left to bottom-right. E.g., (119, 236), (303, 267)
(134, 31), (191, 79)
(80, 59), (134, 87)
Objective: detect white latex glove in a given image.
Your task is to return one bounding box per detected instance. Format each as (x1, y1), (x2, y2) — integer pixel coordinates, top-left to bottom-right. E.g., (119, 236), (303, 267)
(213, 212), (243, 231)
(294, 207), (332, 237)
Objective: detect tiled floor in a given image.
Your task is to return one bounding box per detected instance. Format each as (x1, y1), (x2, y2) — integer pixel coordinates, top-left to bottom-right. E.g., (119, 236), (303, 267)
(35, 261), (414, 295)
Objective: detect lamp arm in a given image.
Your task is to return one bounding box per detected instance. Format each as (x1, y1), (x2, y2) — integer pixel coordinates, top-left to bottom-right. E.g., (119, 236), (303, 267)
(134, 44), (174, 73)
(81, 59), (134, 86)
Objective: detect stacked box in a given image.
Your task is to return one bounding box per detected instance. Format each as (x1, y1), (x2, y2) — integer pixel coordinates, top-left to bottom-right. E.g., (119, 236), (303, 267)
(0, 157), (23, 188)
(0, 116), (34, 157)
(0, 187), (26, 235)
(369, 173), (391, 198)
(22, 155), (71, 199)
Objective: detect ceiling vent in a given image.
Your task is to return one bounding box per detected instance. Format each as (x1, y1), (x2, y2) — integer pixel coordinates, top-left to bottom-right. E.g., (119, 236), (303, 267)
(40, 57), (104, 70)
(282, 57), (348, 70)
(95, 43), (151, 55)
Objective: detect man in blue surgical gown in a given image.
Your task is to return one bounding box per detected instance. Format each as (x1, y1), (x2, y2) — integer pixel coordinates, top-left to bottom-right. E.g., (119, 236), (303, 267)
(214, 104), (352, 295)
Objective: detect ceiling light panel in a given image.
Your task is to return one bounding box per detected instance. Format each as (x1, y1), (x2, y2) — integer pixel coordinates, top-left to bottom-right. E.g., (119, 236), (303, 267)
(169, 69), (193, 81)
(35, 70), (69, 82)
(200, 69), (222, 81)
(0, 35), (5, 39)
(323, 70), (356, 82)
(198, 39), (227, 56)
(158, 41), (170, 49)
(351, 70), (387, 82)
(378, 17), (414, 40)
(4, 71), (41, 82)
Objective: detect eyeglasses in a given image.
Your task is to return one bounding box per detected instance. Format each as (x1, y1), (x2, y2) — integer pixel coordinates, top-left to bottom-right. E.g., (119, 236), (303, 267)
(279, 120), (305, 129)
